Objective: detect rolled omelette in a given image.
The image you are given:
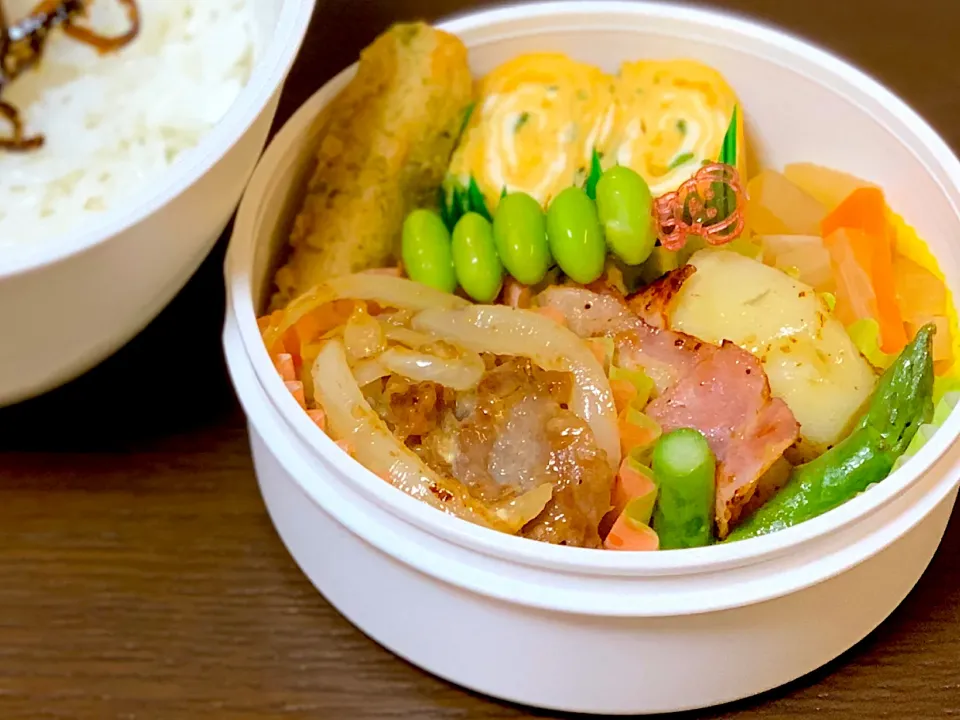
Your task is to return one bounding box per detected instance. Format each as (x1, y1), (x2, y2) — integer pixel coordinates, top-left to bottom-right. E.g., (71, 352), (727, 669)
(444, 52), (616, 213)
(608, 59), (745, 197)
(271, 23), (473, 309)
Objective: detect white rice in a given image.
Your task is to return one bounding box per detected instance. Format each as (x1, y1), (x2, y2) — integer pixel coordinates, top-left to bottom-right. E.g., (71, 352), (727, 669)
(0, 0), (257, 246)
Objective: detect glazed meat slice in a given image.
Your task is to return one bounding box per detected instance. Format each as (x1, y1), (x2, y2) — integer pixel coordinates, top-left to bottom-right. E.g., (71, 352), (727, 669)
(382, 358), (614, 548)
(537, 278), (800, 538)
(449, 359), (614, 548)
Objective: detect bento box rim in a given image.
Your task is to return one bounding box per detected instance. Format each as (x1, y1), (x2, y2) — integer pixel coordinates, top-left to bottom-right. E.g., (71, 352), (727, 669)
(226, 1), (960, 582)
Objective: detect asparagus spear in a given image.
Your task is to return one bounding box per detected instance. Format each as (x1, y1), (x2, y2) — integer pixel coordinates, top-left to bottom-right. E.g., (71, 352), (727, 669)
(651, 428), (717, 549)
(727, 323), (936, 542)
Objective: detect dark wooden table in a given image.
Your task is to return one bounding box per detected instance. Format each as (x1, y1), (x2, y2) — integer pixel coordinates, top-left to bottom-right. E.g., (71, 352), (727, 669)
(2, 1), (960, 718)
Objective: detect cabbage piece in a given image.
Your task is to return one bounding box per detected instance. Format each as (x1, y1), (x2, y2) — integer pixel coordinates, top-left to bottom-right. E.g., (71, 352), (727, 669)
(891, 391), (960, 472)
(847, 318), (896, 371)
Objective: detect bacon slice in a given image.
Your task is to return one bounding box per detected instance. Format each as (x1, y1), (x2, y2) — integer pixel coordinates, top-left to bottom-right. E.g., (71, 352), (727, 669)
(626, 265), (696, 329)
(536, 280), (800, 538)
(642, 340), (798, 537)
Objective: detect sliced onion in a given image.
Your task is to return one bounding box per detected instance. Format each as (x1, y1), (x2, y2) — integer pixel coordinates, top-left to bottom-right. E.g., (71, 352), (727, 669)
(412, 305), (621, 469)
(351, 358), (391, 387)
(379, 324), (437, 349)
(343, 309), (386, 360)
(311, 339), (552, 533)
(379, 347), (485, 391)
(263, 274), (468, 351)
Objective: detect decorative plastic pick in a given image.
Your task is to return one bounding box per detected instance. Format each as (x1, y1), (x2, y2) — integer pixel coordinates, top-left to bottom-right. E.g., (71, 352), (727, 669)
(653, 162), (746, 251)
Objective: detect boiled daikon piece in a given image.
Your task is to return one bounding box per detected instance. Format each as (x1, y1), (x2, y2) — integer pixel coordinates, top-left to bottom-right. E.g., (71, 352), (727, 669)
(670, 249), (877, 457)
(746, 170), (827, 235)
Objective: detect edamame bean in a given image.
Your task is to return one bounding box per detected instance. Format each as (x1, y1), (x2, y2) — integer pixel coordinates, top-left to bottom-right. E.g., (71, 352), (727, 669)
(651, 428), (716, 549)
(595, 166), (655, 266)
(546, 186), (606, 284)
(492, 192), (551, 285)
(401, 209), (457, 293)
(452, 212), (503, 303)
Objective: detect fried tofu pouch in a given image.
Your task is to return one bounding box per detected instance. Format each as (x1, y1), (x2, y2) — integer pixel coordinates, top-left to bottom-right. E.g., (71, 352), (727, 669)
(271, 23), (473, 309)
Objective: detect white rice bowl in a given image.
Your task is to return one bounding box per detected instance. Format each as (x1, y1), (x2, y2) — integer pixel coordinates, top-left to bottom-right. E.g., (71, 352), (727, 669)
(1, 0), (257, 245)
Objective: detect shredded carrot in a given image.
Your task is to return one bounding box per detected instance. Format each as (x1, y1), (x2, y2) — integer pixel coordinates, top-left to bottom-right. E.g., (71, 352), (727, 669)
(821, 186), (888, 239)
(306, 408), (327, 431)
(285, 380), (306, 408)
(298, 299), (355, 342)
(609, 366), (654, 412)
(870, 252), (907, 354)
(335, 439), (355, 456)
(610, 378), (638, 413)
(821, 188), (907, 353)
(618, 406), (661, 457)
(824, 226), (906, 352)
(259, 310), (286, 354)
(273, 353), (296, 382)
(604, 512), (659, 551)
(611, 458), (657, 522)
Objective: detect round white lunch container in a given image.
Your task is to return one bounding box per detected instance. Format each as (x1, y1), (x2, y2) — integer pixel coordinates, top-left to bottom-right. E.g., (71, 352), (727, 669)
(0, 0), (316, 406)
(224, 2), (960, 714)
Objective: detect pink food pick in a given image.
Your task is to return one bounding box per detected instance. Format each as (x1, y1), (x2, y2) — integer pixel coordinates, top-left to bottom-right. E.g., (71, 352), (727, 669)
(653, 162), (746, 251)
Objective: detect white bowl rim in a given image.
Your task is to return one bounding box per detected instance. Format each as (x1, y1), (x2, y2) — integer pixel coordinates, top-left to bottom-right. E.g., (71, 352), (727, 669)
(227, 0), (960, 578)
(0, 0), (317, 280)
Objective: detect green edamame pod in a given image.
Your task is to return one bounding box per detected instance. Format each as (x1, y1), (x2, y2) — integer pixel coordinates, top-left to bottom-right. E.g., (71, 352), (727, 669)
(546, 186), (606, 285)
(727, 324), (936, 542)
(651, 428), (717, 549)
(401, 209), (457, 293)
(595, 166), (656, 266)
(452, 212), (503, 303)
(493, 192), (552, 285)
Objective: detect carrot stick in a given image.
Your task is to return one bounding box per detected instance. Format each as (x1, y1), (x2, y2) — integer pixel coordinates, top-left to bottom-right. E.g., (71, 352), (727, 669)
(604, 511), (660, 551)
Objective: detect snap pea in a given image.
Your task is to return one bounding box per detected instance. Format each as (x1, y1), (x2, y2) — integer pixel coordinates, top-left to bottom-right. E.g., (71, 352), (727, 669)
(493, 192), (552, 285)
(452, 212), (503, 303)
(546, 186), (606, 284)
(401, 209), (457, 293)
(595, 166), (656, 266)
(651, 428), (716, 549)
(727, 324), (935, 542)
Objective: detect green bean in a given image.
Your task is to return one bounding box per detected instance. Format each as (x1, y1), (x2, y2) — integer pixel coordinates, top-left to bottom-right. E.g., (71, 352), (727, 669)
(492, 192), (552, 285)
(546, 186), (606, 284)
(401, 209), (457, 293)
(452, 212), (503, 303)
(651, 428), (716, 549)
(595, 166), (655, 266)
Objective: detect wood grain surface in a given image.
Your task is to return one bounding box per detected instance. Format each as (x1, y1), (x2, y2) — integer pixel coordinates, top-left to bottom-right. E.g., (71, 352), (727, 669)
(2, 1), (960, 718)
